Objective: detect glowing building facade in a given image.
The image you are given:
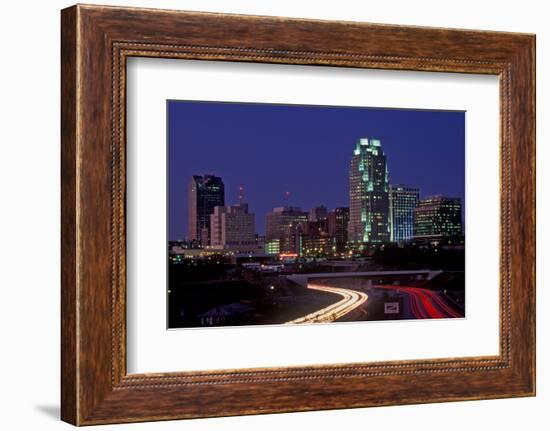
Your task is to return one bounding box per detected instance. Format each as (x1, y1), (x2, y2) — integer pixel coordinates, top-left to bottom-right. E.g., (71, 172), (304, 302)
(389, 185), (420, 243)
(413, 196), (463, 241)
(348, 138), (390, 245)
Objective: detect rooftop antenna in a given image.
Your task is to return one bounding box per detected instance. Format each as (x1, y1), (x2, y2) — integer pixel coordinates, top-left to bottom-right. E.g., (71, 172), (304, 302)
(284, 191), (291, 206)
(239, 185), (244, 205)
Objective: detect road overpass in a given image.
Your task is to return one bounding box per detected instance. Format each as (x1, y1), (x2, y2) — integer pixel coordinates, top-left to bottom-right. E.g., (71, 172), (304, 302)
(286, 269), (443, 287)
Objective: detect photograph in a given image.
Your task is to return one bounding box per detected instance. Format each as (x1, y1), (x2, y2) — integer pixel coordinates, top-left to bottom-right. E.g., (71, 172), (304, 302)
(167, 100), (466, 328)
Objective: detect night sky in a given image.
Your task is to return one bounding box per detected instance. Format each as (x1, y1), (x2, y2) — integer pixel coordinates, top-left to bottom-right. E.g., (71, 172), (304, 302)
(168, 100), (465, 240)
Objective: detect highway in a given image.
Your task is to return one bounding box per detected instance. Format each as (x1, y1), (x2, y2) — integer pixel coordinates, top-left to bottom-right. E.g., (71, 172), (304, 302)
(286, 283), (368, 324)
(285, 281), (461, 324)
(374, 284), (463, 319)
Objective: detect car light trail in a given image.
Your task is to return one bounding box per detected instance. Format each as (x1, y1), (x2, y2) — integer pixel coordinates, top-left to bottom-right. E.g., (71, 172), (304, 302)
(375, 285), (463, 319)
(286, 283), (368, 324)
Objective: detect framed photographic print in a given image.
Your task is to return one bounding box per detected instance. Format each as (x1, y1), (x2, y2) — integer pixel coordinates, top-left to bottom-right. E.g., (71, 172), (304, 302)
(61, 4), (535, 425)
(165, 100), (466, 330)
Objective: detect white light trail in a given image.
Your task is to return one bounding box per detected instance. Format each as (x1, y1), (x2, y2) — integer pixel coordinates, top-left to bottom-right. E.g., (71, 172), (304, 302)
(286, 283), (368, 324)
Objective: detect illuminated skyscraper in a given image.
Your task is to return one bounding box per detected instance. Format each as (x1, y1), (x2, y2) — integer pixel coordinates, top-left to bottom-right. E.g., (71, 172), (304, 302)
(188, 175), (225, 245)
(348, 138), (390, 245)
(413, 196), (463, 241)
(389, 185), (420, 243)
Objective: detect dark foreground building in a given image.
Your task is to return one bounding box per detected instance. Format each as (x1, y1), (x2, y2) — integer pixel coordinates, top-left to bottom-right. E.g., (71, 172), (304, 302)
(188, 174), (225, 246)
(328, 207), (350, 253)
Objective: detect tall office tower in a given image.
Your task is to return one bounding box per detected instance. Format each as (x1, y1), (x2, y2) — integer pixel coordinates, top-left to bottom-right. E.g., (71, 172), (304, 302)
(265, 206), (308, 254)
(209, 203), (256, 251)
(308, 205), (328, 222)
(413, 196), (463, 241)
(348, 138), (390, 245)
(328, 207), (350, 253)
(389, 185), (420, 243)
(187, 174), (225, 246)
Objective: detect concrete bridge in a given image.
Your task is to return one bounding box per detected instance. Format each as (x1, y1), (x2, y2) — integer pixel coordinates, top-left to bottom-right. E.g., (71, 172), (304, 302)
(286, 269), (443, 288)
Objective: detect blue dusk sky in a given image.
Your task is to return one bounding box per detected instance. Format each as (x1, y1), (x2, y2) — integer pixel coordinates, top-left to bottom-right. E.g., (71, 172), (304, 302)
(168, 100), (465, 240)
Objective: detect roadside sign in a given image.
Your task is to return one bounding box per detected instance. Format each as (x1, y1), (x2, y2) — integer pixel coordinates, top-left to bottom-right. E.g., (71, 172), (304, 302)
(384, 302), (399, 314)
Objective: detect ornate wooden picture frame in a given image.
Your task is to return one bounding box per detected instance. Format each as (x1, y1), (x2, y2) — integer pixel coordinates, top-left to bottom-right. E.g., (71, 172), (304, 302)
(61, 4), (535, 425)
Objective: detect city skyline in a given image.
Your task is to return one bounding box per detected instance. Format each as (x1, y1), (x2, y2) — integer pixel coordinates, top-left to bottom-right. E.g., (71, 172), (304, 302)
(182, 156), (463, 254)
(168, 100), (465, 240)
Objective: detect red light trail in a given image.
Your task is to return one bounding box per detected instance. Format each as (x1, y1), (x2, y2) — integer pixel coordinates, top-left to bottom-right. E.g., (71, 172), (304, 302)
(374, 285), (463, 319)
